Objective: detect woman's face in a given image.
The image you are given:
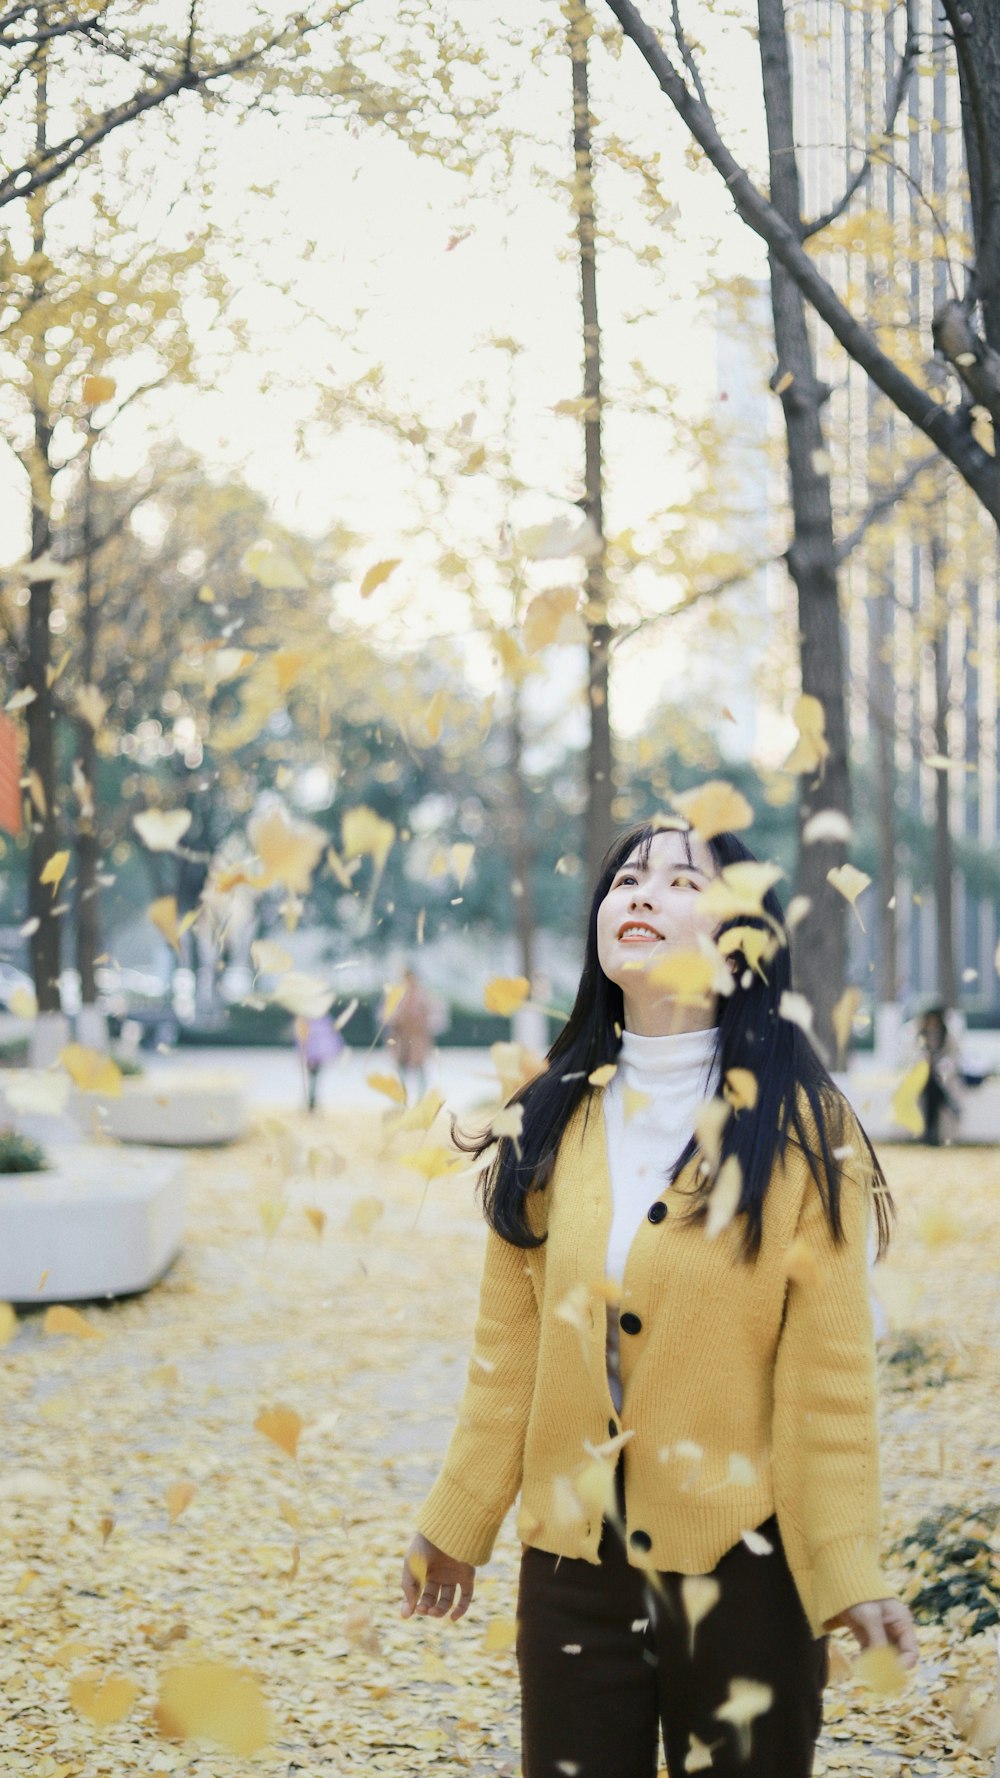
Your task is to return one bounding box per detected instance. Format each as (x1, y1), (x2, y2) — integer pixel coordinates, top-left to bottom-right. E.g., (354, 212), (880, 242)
(596, 829), (722, 1023)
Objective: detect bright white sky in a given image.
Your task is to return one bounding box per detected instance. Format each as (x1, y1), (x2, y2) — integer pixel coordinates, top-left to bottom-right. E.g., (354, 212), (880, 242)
(1, 0), (801, 764)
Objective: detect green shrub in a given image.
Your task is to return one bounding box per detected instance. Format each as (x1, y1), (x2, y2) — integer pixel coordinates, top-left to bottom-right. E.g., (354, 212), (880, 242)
(0, 1125), (48, 1173)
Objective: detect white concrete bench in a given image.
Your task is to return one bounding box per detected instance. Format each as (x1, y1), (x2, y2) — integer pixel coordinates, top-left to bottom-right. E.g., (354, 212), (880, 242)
(0, 1144), (186, 1304)
(71, 1072), (249, 1146)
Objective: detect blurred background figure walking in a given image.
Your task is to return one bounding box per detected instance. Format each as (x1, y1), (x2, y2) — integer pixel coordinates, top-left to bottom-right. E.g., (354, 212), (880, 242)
(382, 967), (446, 1099)
(294, 1012), (345, 1112)
(908, 999), (963, 1146)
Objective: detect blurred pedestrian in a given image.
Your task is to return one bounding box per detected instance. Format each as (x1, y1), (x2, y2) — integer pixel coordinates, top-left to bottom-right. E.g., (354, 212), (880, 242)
(383, 966), (444, 1098)
(907, 999), (962, 1146)
(294, 1012), (345, 1112)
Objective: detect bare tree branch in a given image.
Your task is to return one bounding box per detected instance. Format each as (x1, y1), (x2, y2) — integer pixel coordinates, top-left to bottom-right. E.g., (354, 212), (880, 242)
(603, 0), (1000, 522)
(802, 0), (919, 238)
(834, 450), (940, 564)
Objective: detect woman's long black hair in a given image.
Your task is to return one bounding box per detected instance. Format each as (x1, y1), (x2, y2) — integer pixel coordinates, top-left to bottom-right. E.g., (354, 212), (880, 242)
(454, 818), (894, 1262)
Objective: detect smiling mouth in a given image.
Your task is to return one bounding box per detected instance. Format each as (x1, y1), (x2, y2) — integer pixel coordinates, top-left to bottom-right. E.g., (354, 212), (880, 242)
(617, 924), (664, 941)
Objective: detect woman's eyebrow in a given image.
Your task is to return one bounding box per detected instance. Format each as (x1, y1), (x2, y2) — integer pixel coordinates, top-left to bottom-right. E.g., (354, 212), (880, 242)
(618, 859), (708, 876)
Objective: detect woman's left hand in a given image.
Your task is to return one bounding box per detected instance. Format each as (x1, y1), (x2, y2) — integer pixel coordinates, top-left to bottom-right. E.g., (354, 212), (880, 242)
(826, 1596), (918, 1668)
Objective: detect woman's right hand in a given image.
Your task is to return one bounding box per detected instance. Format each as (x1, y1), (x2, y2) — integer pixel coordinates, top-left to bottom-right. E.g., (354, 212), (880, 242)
(400, 1532), (476, 1621)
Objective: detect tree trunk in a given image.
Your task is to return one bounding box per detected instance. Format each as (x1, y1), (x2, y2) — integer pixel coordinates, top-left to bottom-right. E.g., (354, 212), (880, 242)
(569, 0), (614, 894)
(931, 535), (956, 1007)
(758, 0), (851, 1060)
(943, 0), (1000, 355)
(76, 436), (101, 1008)
(508, 693), (537, 985)
(25, 47), (62, 1015)
(869, 581), (899, 1004)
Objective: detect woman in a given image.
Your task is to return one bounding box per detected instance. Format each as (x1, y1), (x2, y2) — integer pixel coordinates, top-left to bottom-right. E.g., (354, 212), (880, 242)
(907, 1000), (962, 1146)
(400, 820), (917, 1777)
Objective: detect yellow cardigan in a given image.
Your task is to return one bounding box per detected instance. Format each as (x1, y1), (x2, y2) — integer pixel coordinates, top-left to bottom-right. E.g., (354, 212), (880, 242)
(416, 1085), (886, 1640)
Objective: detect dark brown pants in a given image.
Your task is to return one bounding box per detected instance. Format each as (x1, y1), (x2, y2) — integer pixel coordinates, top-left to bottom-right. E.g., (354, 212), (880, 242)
(516, 1465), (828, 1778)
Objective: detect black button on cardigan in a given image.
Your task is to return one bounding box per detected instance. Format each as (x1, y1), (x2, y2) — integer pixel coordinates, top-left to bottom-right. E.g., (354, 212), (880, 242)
(647, 1201), (668, 1223)
(629, 1528), (652, 1553)
(620, 1311), (642, 1335)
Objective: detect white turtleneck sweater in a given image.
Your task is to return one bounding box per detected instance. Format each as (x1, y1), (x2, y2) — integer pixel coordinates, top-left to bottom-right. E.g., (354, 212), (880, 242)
(603, 1024), (721, 1413)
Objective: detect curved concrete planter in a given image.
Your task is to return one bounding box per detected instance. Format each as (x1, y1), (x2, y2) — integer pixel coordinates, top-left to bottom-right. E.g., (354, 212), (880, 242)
(0, 1144), (186, 1304)
(71, 1073), (249, 1147)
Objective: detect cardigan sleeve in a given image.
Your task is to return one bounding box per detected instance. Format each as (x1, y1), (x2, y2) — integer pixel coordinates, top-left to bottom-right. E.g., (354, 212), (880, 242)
(414, 1221), (540, 1567)
(772, 1144), (887, 1631)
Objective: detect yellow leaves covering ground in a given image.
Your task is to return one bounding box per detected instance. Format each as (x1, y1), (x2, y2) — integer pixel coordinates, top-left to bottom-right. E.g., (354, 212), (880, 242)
(1, 1122), (998, 1774)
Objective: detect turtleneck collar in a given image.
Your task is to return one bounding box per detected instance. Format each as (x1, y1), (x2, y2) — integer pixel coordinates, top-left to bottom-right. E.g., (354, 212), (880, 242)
(617, 1023), (719, 1083)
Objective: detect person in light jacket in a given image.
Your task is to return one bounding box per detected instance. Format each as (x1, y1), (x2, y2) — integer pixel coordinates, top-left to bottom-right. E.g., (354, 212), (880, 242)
(401, 819), (917, 1778)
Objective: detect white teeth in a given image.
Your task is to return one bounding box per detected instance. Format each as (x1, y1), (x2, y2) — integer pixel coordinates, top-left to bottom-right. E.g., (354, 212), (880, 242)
(619, 925), (661, 939)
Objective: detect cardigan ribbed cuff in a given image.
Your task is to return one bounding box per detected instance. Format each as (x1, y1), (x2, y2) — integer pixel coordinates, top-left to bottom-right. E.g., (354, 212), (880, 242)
(415, 1468), (509, 1569)
(811, 1533), (886, 1632)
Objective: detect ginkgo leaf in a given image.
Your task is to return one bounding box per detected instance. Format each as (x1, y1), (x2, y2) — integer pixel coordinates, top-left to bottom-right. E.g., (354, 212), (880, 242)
(482, 1617), (518, 1653)
(241, 541), (308, 591)
(148, 895), (180, 954)
(273, 649), (310, 695)
(490, 1104), (525, 1141)
(325, 846), (356, 890)
(483, 976), (530, 1016)
(250, 806), (326, 894)
(588, 1063), (617, 1087)
(693, 1098), (730, 1171)
(713, 1677), (774, 1756)
(82, 373), (117, 406)
(75, 684), (107, 730)
(802, 808), (853, 844)
(40, 850), (70, 895)
(349, 1196), (384, 1235)
(250, 938), (294, 975)
(778, 990), (814, 1034)
(133, 809), (192, 852)
(522, 586), (585, 652)
(44, 1304), (105, 1340)
(518, 514), (601, 560)
(59, 1044), (122, 1096)
(399, 1146), (467, 1180)
(740, 1528), (774, 1555)
(304, 1206), (326, 1238)
(165, 1482), (196, 1525)
(622, 1085), (651, 1122)
(26, 768), (47, 818)
(389, 1088), (446, 1133)
(5, 687), (37, 710)
(254, 1406), (302, 1460)
(672, 780), (753, 840)
(7, 985), (37, 1020)
(782, 694), (829, 776)
(271, 973), (334, 1018)
(681, 1575), (720, 1656)
(891, 1060), (929, 1135)
(684, 1734), (715, 1772)
(832, 986), (862, 1061)
(366, 1071), (407, 1104)
(450, 842), (476, 888)
(716, 924), (773, 980)
(360, 558), (401, 598)
(69, 1673), (139, 1726)
(700, 861), (783, 921)
(574, 1459), (617, 1519)
(341, 806), (396, 872)
(647, 949), (716, 1003)
(917, 1205), (963, 1248)
(0, 1302), (17, 1347)
(705, 1155), (742, 1239)
(827, 863), (871, 929)
(853, 1645), (908, 1696)
(154, 1660), (275, 1753)
(723, 1068), (757, 1111)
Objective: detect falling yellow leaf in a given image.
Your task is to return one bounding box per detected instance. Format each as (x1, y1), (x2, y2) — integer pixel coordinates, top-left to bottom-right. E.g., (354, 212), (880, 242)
(75, 684), (108, 730)
(82, 373), (117, 406)
(258, 1197), (287, 1240)
(44, 1305), (105, 1340)
(59, 1044), (122, 1096)
(490, 1103), (525, 1142)
(304, 1206), (326, 1238)
(784, 1238), (818, 1285)
(483, 976), (531, 1016)
(827, 863), (872, 930)
(325, 845), (356, 889)
(646, 949), (716, 1004)
(802, 808), (852, 844)
(681, 1575), (720, 1657)
(782, 693), (829, 777)
(588, 1063), (618, 1087)
(740, 1528), (774, 1555)
(8, 984), (37, 1020)
(273, 649), (310, 695)
(271, 972), (334, 1018)
(700, 861), (783, 922)
(522, 586), (585, 652)
(713, 1677), (774, 1756)
(389, 1088), (446, 1133)
(133, 809), (192, 852)
(853, 1644), (908, 1696)
(40, 849), (70, 895)
(684, 1734), (715, 1772)
(832, 985), (862, 1061)
(491, 1041), (547, 1102)
(574, 1459), (617, 1520)
(25, 767), (47, 818)
(482, 1617), (518, 1653)
(407, 1549), (428, 1590)
(716, 924), (773, 979)
(148, 895), (180, 954)
(778, 989), (814, 1035)
(399, 1147), (466, 1181)
(450, 842), (476, 888)
(349, 1196), (384, 1236)
(250, 806), (326, 894)
(254, 1406), (302, 1460)
(165, 1483), (196, 1525)
(672, 779), (753, 840)
(69, 1673), (139, 1726)
(250, 938), (294, 975)
(341, 805), (396, 873)
(0, 1302), (18, 1346)
(622, 1085), (651, 1121)
(723, 1068), (757, 1111)
(241, 540), (307, 591)
(891, 1060), (929, 1135)
(154, 1660), (275, 1754)
(366, 1071), (407, 1104)
(360, 558), (401, 598)
(693, 1097), (730, 1171)
(705, 1155), (742, 1239)
(5, 685), (37, 710)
